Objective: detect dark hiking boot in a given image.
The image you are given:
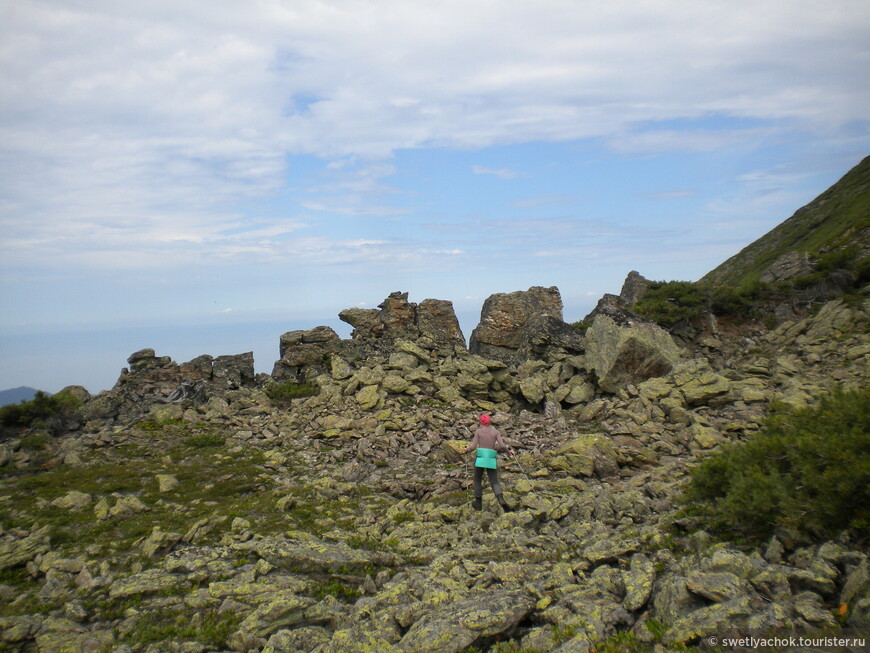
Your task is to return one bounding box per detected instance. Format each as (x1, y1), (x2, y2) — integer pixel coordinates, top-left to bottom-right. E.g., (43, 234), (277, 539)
(496, 493), (512, 512)
(472, 497), (482, 511)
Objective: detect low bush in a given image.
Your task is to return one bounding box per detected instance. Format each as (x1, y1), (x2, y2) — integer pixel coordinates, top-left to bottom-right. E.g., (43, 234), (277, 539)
(633, 281), (707, 327)
(264, 380), (320, 403)
(0, 390), (82, 431)
(682, 386), (870, 543)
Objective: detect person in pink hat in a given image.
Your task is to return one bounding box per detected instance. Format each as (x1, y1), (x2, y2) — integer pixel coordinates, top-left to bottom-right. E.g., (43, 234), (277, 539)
(465, 414), (514, 512)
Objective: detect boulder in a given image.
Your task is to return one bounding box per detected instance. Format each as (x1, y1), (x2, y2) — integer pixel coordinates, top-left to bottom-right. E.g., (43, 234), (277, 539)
(759, 251), (815, 284)
(50, 490), (92, 510)
(0, 526), (51, 572)
(398, 589), (535, 653)
(671, 359), (731, 406)
(57, 385), (91, 403)
(339, 307), (383, 339)
(378, 291), (419, 340)
(417, 298), (466, 347)
(469, 286), (563, 362)
(623, 553), (656, 611)
(585, 313), (681, 393)
(618, 270), (652, 308)
(339, 292), (466, 349)
(549, 433), (618, 478)
(236, 591), (313, 638)
(273, 326), (341, 381)
(516, 314), (585, 362)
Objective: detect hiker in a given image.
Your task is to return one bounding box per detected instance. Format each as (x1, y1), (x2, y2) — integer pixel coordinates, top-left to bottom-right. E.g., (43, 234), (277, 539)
(465, 414), (514, 512)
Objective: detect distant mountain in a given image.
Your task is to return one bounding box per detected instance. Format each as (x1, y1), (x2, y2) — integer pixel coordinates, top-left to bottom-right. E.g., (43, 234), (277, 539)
(0, 386), (42, 407)
(701, 155), (870, 288)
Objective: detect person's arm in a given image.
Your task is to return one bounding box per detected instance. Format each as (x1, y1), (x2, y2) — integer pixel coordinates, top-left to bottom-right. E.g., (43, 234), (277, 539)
(464, 429), (479, 454)
(495, 429), (514, 454)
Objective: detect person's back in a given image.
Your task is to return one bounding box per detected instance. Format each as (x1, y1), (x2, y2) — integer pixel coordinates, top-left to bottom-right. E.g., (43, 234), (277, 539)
(466, 415), (513, 512)
(473, 424), (505, 451)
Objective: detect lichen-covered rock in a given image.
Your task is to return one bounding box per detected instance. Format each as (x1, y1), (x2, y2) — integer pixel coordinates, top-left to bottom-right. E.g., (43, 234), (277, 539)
(33, 619), (114, 653)
(623, 553), (656, 611)
(383, 374), (411, 394)
(108, 495), (150, 519)
(356, 385), (383, 410)
(443, 440), (468, 461)
(586, 314), (681, 393)
(516, 313), (585, 362)
(840, 558), (870, 627)
(417, 298), (466, 348)
(273, 326), (341, 380)
(518, 374), (548, 405)
(550, 433), (618, 478)
(686, 571), (750, 602)
(469, 286), (563, 362)
(322, 629), (403, 653)
(618, 270), (652, 307)
(0, 526), (51, 572)
(155, 474), (178, 492)
(108, 568), (183, 598)
(760, 251), (816, 284)
(50, 490), (92, 510)
(562, 379), (595, 405)
(689, 422), (722, 449)
(671, 358), (731, 406)
(663, 596), (752, 645)
(554, 587), (634, 641)
(236, 591), (313, 638)
(234, 536), (393, 574)
(399, 589), (535, 653)
(340, 292), (465, 350)
(652, 575), (706, 624)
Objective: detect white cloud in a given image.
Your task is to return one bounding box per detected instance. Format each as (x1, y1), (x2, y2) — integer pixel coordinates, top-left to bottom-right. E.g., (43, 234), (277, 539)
(472, 165), (521, 179)
(1, 0), (868, 270)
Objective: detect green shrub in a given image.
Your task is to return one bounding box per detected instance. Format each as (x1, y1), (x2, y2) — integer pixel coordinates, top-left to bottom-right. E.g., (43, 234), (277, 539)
(18, 432), (52, 451)
(264, 381), (320, 403)
(0, 390), (82, 431)
(633, 281), (706, 327)
(186, 430), (225, 448)
(682, 386), (870, 543)
(311, 580), (362, 603)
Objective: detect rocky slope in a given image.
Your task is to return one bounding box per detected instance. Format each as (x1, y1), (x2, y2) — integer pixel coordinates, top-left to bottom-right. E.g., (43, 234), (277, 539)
(1, 275), (868, 652)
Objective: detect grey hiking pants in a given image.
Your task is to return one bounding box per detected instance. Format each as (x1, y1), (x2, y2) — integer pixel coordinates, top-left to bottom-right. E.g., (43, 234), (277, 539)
(473, 467), (501, 497)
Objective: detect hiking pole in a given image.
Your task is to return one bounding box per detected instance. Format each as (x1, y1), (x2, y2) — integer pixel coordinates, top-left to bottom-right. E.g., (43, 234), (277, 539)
(507, 449), (533, 484)
(464, 454), (472, 505)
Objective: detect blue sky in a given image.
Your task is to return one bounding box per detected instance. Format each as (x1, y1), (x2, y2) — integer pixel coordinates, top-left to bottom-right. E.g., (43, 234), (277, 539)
(2, 0), (869, 394)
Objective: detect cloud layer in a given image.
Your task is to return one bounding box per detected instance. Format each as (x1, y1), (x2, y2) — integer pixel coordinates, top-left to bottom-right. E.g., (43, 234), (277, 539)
(1, 0), (869, 276)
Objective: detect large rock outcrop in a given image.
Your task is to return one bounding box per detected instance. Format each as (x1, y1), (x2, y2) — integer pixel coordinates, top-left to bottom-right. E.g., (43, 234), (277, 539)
(114, 348), (255, 401)
(586, 311), (681, 393)
(618, 270), (652, 308)
(469, 286), (564, 362)
(339, 292), (465, 350)
(272, 326), (341, 382)
(515, 314), (585, 363)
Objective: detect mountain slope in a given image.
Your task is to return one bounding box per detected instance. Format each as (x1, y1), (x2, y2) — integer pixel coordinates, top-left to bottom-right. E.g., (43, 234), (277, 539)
(0, 386), (40, 407)
(701, 155), (870, 287)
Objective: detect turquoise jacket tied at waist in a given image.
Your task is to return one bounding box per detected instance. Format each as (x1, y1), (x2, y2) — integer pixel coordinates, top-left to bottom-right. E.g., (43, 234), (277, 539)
(475, 447), (498, 469)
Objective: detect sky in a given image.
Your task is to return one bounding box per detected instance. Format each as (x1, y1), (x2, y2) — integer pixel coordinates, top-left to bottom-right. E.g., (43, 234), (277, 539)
(1, 0), (869, 394)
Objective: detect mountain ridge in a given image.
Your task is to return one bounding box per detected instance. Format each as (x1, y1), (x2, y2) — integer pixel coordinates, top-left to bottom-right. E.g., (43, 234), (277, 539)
(701, 155), (870, 288)
(0, 386), (41, 407)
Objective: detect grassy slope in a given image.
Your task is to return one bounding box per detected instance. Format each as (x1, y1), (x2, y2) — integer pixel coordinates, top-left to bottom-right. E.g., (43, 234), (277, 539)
(701, 155), (870, 288)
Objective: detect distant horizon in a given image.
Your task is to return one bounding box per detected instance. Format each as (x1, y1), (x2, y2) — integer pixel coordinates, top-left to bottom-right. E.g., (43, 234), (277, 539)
(0, 289), (603, 394)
